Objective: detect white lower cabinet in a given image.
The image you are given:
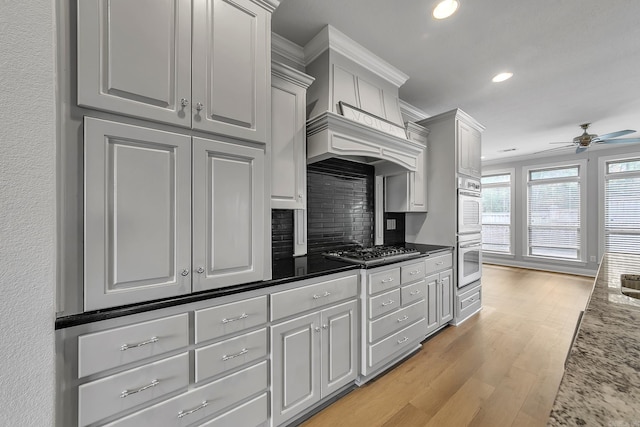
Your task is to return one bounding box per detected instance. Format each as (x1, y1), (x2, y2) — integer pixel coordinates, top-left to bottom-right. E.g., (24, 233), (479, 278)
(424, 251), (454, 336)
(270, 274), (359, 427)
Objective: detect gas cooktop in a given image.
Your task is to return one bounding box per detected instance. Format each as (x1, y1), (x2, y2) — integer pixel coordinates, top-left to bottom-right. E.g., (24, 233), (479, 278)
(323, 246), (422, 266)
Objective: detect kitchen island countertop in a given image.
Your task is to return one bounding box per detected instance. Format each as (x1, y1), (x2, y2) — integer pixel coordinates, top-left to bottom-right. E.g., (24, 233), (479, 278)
(549, 253), (640, 425)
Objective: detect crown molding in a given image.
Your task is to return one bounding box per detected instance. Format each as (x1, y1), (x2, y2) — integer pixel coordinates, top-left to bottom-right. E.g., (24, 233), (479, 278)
(272, 61), (315, 88)
(272, 32), (306, 69)
(303, 25), (409, 88)
(399, 99), (429, 122)
(249, 0), (279, 13)
(418, 108), (486, 132)
(405, 121), (430, 137)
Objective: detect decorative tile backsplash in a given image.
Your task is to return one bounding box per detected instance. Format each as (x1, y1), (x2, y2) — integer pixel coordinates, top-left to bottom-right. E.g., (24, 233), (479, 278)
(307, 158), (375, 254)
(272, 209), (294, 260)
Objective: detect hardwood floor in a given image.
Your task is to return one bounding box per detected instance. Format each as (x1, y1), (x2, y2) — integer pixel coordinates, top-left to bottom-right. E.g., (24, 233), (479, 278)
(301, 264), (593, 427)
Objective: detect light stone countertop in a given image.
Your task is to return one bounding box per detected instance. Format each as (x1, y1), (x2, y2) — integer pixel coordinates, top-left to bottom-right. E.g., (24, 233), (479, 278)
(549, 253), (640, 426)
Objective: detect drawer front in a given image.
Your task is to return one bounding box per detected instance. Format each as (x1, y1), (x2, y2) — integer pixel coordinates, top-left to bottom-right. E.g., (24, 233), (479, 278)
(195, 296), (267, 344)
(369, 288), (401, 319)
(271, 274), (358, 321)
(425, 253), (452, 274)
(369, 299), (426, 343)
(401, 279), (427, 306)
(368, 319), (426, 368)
(400, 261), (426, 284)
(195, 328), (267, 382)
(78, 313), (188, 378)
(199, 393), (268, 427)
(368, 267), (401, 295)
(458, 285), (482, 319)
(78, 352), (189, 426)
(105, 361), (267, 427)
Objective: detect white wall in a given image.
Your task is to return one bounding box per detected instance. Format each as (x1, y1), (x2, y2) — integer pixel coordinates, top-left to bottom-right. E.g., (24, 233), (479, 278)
(0, 1), (56, 425)
(482, 143), (640, 276)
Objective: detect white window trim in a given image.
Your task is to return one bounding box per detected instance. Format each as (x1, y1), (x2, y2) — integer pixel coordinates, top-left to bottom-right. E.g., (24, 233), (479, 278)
(481, 168), (515, 257)
(598, 151), (640, 259)
(522, 159), (587, 263)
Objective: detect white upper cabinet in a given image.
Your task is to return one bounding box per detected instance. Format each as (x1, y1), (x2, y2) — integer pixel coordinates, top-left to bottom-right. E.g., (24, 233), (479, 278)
(84, 117), (192, 311)
(77, 0), (192, 127)
(457, 119), (482, 178)
(270, 62), (314, 209)
(78, 0), (274, 144)
(192, 137), (265, 291)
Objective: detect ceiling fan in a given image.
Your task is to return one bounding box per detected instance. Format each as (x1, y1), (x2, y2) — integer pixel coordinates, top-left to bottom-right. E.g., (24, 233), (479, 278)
(541, 123), (640, 154)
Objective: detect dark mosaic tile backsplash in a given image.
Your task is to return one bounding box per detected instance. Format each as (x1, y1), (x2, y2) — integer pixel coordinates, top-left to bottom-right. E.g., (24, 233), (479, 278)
(307, 158), (375, 254)
(272, 209), (294, 260)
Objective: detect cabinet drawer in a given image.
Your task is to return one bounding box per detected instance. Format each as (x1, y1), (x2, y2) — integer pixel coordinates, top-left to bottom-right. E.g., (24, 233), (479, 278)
(195, 296), (267, 344)
(369, 319), (426, 368)
(458, 285), (482, 319)
(401, 261), (426, 284)
(401, 279), (427, 306)
(200, 393), (268, 427)
(368, 267), (401, 295)
(104, 361), (267, 427)
(369, 288), (401, 319)
(78, 352), (189, 426)
(195, 328), (267, 383)
(271, 274), (358, 321)
(78, 313), (188, 378)
(425, 253), (452, 274)
(369, 299), (426, 343)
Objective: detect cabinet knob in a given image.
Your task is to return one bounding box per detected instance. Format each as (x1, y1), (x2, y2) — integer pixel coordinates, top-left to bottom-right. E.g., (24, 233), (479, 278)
(314, 326), (321, 332)
(181, 268), (190, 276)
(180, 98), (189, 107)
(298, 193), (304, 199)
(322, 324), (328, 329)
(196, 267), (205, 274)
(196, 102), (204, 112)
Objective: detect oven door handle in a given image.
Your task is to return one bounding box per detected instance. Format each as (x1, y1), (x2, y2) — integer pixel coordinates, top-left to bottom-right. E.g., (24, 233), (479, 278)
(459, 190), (481, 197)
(459, 242), (481, 249)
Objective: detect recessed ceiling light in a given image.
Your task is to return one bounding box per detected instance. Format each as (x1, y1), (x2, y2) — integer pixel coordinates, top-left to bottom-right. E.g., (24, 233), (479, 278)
(481, 156), (486, 160)
(492, 72), (513, 83)
(433, 0), (459, 19)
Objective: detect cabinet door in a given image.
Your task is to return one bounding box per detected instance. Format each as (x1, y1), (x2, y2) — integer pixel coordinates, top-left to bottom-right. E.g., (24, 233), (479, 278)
(457, 120), (482, 177)
(410, 146), (427, 211)
(321, 300), (358, 397)
(78, 0), (192, 127)
(271, 312), (321, 427)
(439, 270), (454, 324)
(192, 137), (265, 291)
(271, 74), (306, 209)
(84, 118), (191, 311)
(192, 0), (270, 143)
(425, 273), (439, 335)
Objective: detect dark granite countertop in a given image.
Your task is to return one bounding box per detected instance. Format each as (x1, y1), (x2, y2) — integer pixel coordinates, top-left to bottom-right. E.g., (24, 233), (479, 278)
(549, 253), (640, 425)
(55, 244), (452, 330)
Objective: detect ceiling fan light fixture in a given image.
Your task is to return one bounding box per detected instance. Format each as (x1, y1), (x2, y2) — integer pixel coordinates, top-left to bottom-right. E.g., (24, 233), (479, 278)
(433, 0), (459, 19)
(492, 72), (513, 83)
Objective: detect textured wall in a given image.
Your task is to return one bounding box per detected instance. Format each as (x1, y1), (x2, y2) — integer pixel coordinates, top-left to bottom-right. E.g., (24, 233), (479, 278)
(0, 1), (56, 425)
(307, 159), (375, 253)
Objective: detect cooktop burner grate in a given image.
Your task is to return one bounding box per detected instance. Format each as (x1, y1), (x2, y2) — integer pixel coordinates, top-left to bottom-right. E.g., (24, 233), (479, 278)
(323, 245), (422, 266)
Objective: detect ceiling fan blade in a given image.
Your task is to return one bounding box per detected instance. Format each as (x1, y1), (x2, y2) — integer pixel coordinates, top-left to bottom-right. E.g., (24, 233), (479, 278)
(594, 129), (636, 141)
(576, 146), (588, 154)
(549, 141), (574, 144)
(534, 144), (574, 154)
(596, 137), (640, 144)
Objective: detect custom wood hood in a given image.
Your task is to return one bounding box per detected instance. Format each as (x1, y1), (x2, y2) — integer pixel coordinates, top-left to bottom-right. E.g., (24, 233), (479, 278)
(303, 25), (422, 172)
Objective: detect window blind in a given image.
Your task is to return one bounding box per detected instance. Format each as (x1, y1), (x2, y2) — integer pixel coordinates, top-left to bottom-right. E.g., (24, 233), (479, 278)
(527, 166), (581, 259)
(604, 158), (640, 254)
(481, 173), (511, 253)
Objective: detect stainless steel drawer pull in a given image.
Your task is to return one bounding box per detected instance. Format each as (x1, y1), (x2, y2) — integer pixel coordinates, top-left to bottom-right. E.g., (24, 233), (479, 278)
(381, 278), (394, 283)
(120, 336), (158, 351)
(397, 336), (409, 344)
(436, 261), (444, 265)
(410, 270), (421, 275)
(381, 300), (395, 306)
(221, 313), (248, 324)
(120, 379), (159, 398)
(222, 348), (248, 361)
(397, 315), (409, 322)
(313, 291), (331, 299)
(410, 289), (421, 295)
(178, 401), (208, 418)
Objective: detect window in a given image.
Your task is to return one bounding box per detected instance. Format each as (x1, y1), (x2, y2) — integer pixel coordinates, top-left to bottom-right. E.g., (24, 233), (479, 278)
(526, 163), (584, 260)
(481, 172), (512, 253)
(603, 157), (640, 254)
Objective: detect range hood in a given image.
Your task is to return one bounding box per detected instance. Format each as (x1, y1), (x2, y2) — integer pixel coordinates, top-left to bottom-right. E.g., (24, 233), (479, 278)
(303, 25), (424, 173)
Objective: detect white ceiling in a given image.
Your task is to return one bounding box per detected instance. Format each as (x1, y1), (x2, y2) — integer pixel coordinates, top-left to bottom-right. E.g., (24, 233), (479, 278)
(272, 0), (640, 162)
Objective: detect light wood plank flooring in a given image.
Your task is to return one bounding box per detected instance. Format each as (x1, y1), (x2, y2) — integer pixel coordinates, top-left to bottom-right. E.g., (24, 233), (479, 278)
(301, 264), (593, 427)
